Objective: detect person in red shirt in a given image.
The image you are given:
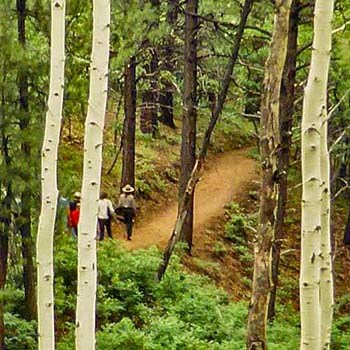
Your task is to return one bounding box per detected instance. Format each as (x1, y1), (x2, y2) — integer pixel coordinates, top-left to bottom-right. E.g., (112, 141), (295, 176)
(68, 202), (80, 237)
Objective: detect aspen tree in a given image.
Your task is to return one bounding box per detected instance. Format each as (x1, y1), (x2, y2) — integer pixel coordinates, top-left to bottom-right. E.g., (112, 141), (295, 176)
(300, 1), (334, 349)
(75, 1), (110, 349)
(320, 109), (334, 350)
(246, 1), (291, 349)
(319, 2), (335, 346)
(36, 1), (65, 349)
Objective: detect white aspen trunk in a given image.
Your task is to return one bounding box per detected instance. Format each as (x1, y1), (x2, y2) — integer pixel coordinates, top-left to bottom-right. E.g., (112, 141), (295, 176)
(75, 1), (110, 349)
(36, 1), (65, 350)
(319, 2), (335, 346)
(300, 1), (334, 349)
(320, 109), (334, 350)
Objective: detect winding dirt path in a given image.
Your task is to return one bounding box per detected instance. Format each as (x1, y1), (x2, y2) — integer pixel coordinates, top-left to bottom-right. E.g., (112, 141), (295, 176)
(113, 148), (257, 249)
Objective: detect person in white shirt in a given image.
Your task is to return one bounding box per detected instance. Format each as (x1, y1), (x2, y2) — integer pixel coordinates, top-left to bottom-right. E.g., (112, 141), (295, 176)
(116, 184), (137, 240)
(97, 192), (115, 240)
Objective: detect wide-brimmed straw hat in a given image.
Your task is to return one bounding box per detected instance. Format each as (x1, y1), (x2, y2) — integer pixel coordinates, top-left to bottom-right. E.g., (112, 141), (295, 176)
(73, 191), (81, 198)
(122, 184), (135, 193)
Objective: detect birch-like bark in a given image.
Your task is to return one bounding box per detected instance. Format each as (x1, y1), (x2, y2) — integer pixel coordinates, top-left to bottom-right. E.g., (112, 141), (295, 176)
(75, 1), (110, 349)
(320, 110), (334, 350)
(246, 1), (291, 349)
(319, 3), (335, 348)
(36, 1), (65, 349)
(300, 1), (334, 349)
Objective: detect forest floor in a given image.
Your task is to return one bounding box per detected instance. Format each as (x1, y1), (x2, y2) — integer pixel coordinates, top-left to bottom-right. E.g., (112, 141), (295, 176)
(109, 144), (350, 307)
(112, 148), (257, 250)
(111, 148), (259, 299)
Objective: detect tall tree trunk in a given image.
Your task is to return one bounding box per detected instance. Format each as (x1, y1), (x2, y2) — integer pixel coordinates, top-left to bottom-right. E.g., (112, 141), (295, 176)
(159, 0), (178, 129)
(75, 1), (110, 349)
(0, 197), (9, 350)
(178, 0), (198, 250)
(0, 209), (9, 350)
(246, 1), (291, 349)
(36, 1), (65, 349)
(0, 150), (11, 350)
(121, 56), (136, 189)
(300, 1), (334, 349)
(17, 0), (36, 321)
(320, 95), (334, 350)
(157, 0), (254, 281)
(268, 0), (299, 322)
(140, 48), (159, 136)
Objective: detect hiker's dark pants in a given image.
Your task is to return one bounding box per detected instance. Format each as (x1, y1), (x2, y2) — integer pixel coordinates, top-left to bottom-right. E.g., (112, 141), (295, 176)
(98, 218), (112, 240)
(118, 208), (134, 239)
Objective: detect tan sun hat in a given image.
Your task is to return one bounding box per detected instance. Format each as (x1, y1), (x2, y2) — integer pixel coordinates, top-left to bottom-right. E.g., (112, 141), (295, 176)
(122, 184), (135, 193)
(73, 191), (81, 198)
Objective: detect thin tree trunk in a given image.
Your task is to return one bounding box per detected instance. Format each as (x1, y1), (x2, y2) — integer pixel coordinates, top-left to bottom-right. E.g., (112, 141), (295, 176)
(246, 1), (291, 349)
(320, 102), (334, 350)
(178, 0), (198, 250)
(0, 180), (11, 350)
(121, 56), (136, 189)
(300, 1), (334, 349)
(17, 0), (36, 321)
(319, 2), (335, 348)
(75, 1), (110, 349)
(36, 1), (65, 349)
(0, 221), (8, 350)
(268, 0), (299, 322)
(159, 0), (178, 129)
(157, 0), (254, 281)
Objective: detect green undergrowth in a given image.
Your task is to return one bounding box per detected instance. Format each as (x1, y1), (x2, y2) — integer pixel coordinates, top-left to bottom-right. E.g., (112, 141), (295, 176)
(4, 235), (350, 349)
(224, 201), (256, 267)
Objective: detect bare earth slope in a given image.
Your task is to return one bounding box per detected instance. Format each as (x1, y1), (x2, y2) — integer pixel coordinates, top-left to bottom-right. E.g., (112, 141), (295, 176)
(114, 148), (257, 250)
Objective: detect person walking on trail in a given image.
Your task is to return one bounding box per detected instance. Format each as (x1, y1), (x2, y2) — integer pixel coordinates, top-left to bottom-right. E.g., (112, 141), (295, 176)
(117, 184), (137, 240)
(98, 192), (115, 240)
(68, 202), (80, 237)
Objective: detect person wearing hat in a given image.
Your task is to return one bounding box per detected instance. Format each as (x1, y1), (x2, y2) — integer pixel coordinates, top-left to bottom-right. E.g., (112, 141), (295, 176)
(116, 184), (137, 240)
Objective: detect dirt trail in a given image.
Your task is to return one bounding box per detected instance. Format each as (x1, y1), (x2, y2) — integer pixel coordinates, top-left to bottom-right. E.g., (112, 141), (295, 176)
(113, 148), (257, 249)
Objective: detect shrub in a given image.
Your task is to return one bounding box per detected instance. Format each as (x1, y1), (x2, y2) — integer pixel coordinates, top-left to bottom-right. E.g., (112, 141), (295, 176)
(5, 313), (37, 350)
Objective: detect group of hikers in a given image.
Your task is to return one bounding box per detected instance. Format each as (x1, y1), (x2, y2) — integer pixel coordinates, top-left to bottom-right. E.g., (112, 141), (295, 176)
(67, 184), (137, 240)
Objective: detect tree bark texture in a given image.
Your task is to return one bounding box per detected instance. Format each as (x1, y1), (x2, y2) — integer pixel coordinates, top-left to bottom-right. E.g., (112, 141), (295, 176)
(157, 0), (253, 281)
(0, 227), (7, 350)
(178, 0), (198, 249)
(246, 1), (291, 349)
(159, 0), (178, 129)
(0, 181), (11, 350)
(300, 1), (334, 349)
(268, 0), (299, 322)
(121, 56), (136, 189)
(75, 1), (110, 349)
(36, 1), (65, 349)
(17, 0), (37, 321)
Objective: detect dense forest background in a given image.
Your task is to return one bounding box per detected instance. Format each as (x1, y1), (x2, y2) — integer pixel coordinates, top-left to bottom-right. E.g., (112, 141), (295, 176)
(1, 0), (350, 349)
